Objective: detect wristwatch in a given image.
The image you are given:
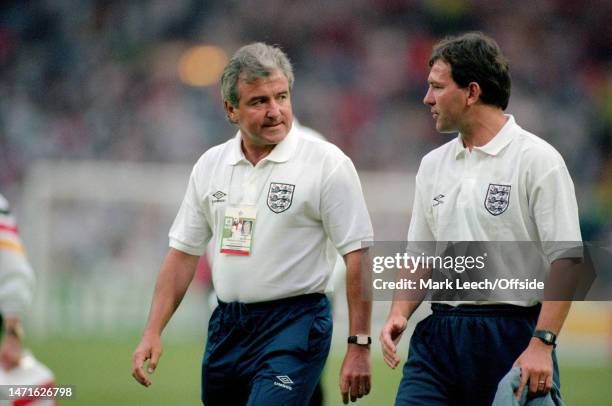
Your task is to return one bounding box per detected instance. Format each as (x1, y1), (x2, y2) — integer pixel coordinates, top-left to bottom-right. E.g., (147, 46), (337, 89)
(533, 330), (557, 347)
(347, 335), (371, 345)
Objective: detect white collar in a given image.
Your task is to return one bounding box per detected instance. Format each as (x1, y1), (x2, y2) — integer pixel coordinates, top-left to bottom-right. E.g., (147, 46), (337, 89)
(455, 114), (517, 159)
(227, 123), (298, 165)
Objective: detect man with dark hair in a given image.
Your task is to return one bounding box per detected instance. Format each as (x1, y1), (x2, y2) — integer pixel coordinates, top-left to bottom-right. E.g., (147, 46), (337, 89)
(132, 42), (374, 405)
(381, 32), (581, 405)
(427, 32), (511, 110)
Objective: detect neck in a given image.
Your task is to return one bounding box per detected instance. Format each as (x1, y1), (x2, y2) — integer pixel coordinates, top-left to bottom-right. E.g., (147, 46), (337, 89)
(241, 138), (275, 165)
(460, 107), (507, 151)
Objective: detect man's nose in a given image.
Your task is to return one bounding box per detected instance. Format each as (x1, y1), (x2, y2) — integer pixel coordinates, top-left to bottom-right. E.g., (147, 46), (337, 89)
(423, 88), (434, 106)
(266, 100), (281, 118)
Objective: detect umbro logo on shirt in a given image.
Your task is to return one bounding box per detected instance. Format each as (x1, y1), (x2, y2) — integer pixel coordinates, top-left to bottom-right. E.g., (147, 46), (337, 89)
(273, 375), (294, 391)
(211, 191), (227, 203)
(432, 194), (445, 206)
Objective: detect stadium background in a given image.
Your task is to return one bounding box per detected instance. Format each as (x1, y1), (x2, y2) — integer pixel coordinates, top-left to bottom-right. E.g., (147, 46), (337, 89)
(1, 1), (610, 404)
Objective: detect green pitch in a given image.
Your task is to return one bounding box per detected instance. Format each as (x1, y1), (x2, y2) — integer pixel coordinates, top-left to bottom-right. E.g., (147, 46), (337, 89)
(26, 337), (611, 405)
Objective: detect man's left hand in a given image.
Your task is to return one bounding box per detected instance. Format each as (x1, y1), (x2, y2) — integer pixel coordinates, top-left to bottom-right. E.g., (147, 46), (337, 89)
(339, 344), (371, 404)
(513, 337), (554, 400)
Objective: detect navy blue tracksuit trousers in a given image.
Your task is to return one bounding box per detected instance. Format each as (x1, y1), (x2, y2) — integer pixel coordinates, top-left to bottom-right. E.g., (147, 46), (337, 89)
(395, 303), (560, 406)
(202, 293), (332, 406)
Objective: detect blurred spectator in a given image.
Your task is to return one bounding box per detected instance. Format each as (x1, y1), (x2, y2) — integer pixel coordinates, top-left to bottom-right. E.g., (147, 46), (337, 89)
(0, 192), (34, 370)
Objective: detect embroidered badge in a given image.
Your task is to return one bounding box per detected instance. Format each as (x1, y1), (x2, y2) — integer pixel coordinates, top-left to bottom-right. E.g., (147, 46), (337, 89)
(267, 183), (295, 213)
(484, 184), (511, 216)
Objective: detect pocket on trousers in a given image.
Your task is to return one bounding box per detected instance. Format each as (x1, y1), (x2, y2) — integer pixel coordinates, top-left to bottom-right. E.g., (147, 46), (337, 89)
(411, 315), (432, 343)
(307, 307), (332, 355)
(205, 307), (223, 356)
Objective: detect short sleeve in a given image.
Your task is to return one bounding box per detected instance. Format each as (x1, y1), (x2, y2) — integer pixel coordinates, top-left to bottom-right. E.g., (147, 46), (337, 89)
(320, 158), (373, 256)
(406, 168), (435, 256)
(530, 165), (582, 262)
(168, 165), (212, 256)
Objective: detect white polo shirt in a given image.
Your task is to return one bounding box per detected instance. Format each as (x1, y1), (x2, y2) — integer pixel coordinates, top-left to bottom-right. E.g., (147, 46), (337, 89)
(408, 115), (581, 304)
(169, 124), (373, 303)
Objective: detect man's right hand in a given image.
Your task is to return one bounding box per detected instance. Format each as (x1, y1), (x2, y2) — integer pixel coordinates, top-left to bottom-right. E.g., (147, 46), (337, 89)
(380, 314), (407, 369)
(131, 334), (163, 387)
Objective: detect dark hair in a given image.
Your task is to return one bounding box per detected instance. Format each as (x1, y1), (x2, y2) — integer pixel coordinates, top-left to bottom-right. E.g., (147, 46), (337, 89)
(429, 32), (511, 110)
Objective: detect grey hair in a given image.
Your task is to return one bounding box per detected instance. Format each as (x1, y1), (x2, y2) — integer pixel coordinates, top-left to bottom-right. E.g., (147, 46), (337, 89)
(221, 42), (294, 108)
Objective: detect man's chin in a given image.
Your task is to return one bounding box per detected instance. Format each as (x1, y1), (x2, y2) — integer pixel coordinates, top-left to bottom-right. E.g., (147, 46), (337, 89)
(436, 123), (456, 134)
(261, 126), (288, 142)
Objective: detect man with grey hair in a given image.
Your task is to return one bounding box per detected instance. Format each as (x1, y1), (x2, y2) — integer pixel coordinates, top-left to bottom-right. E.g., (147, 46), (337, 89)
(132, 42), (374, 405)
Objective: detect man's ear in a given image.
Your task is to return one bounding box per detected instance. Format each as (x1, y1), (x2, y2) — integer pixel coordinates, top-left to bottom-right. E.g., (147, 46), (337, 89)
(224, 100), (238, 124)
(466, 82), (481, 106)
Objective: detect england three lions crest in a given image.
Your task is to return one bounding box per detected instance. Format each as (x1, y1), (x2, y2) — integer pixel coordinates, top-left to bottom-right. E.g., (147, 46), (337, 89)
(267, 183), (295, 213)
(484, 183), (511, 216)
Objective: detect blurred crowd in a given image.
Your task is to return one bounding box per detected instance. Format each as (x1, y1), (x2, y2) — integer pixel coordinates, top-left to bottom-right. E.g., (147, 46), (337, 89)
(0, 0), (610, 239)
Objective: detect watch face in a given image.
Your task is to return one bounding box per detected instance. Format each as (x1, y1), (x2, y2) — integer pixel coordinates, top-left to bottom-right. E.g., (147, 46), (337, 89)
(534, 330), (556, 345)
(357, 336), (368, 345)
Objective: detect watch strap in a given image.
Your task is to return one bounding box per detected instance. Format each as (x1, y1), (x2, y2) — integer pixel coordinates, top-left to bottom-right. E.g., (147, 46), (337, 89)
(347, 335), (371, 345)
(533, 330), (557, 347)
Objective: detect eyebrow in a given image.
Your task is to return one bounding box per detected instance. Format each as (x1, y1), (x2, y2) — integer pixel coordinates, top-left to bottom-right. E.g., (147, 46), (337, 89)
(248, 90), (289, 102)
(247, 95), (268, 103)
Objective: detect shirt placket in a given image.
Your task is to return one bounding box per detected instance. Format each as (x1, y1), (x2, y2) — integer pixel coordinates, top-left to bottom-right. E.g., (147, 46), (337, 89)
(458, 151), (477, 208)
(242, 165), (260, 205)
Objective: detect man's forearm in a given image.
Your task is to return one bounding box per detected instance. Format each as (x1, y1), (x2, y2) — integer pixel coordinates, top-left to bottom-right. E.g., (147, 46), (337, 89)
(535, 301), (571, 335)
(143, 248), (199, 336)
(344, 249), (371, 335)
(388, 300), (422, 321)
(535, 258), (580, 335)
(388, 265), (430, 321)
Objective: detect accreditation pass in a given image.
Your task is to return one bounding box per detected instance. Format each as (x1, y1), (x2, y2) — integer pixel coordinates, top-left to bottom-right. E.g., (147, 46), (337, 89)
(220, 206), (256, 256)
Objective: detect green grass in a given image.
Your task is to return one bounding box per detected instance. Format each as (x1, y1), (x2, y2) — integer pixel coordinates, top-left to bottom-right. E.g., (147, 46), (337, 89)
(25, 337), (612, 405)
(27, 337), (203, 405)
